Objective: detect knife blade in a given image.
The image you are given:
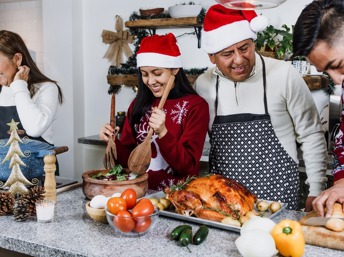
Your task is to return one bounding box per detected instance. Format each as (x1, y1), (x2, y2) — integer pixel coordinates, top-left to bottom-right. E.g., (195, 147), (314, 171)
(303, 217), (344, 226)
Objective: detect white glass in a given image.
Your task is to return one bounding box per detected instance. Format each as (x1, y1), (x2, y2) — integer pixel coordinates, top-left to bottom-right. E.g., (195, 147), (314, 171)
(35, 199), (55, 223)
(216, 0), (287, 10)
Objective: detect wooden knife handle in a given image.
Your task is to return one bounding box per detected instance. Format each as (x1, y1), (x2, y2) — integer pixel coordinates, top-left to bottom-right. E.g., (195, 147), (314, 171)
(54, 146), (69, 155)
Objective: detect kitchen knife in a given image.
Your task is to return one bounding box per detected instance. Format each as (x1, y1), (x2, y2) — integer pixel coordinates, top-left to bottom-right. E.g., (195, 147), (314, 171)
(303, 217), (344, 227)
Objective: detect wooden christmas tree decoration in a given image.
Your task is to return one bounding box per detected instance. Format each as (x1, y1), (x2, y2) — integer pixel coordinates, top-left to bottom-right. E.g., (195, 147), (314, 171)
(1, 119), (33, 195)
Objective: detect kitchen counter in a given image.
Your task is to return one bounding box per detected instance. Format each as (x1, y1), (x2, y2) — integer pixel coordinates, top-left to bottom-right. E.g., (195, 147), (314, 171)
(0, 188), (343, 257)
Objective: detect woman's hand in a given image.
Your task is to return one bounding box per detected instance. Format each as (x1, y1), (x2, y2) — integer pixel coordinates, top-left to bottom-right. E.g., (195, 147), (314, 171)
(14, 65), (30, 82)
(149, 107), (167, 138)
(312, 178), (344, 217)
(99, 123), (117, 142)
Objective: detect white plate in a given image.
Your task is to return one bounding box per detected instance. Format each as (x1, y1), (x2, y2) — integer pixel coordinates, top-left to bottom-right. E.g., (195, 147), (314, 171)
(146, 191), (287, 233)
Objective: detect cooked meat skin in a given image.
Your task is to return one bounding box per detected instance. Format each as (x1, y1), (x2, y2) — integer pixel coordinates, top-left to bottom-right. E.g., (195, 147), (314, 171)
(165, 174), (257, 222)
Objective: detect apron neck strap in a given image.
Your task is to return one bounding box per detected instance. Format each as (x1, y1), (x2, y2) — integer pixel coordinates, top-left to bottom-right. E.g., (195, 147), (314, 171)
(259, 54), (268, 114)
(215, 75), (219, 115)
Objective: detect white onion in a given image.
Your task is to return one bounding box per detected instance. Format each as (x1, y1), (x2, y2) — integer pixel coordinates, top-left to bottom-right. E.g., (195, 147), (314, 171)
(235, 229), (278, 257)
(241, 216), (276, 235)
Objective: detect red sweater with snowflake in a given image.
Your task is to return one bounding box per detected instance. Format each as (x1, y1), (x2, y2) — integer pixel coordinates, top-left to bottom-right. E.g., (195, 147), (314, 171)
(115, 94), (209, 190)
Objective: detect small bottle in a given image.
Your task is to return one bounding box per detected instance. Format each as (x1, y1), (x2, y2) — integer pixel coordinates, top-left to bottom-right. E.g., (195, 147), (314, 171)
(116, 111), (126, 139)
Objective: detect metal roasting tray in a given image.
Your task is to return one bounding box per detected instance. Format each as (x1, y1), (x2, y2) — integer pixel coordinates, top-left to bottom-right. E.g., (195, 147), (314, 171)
(145, 191), (287, 233)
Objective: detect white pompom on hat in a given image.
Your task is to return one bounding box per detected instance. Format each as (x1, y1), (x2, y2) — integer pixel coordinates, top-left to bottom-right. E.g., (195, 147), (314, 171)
(136, 33), (182, 68)
(202, 4), (269, 54)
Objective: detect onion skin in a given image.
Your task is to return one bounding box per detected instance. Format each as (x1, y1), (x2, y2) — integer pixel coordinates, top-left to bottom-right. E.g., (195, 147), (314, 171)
(235, 229), (278, 257)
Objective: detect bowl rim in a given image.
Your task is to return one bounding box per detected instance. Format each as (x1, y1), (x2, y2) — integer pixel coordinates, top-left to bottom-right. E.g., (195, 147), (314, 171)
(82, 169), (148, 185)
(85, 201), (106, 213)
(139, 7), (164, 11)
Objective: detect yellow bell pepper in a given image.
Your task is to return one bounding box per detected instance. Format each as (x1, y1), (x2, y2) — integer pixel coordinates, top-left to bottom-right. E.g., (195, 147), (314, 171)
(271, 219), (305, 257)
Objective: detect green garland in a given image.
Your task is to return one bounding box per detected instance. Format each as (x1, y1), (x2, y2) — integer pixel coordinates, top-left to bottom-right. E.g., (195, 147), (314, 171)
(109, 8), (207, 76)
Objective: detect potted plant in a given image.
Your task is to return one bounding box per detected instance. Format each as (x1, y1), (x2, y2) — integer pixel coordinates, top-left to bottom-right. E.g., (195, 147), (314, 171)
(255, 24), (293, 60)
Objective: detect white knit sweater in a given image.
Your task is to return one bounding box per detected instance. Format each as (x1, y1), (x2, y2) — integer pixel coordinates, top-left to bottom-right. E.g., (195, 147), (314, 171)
(0, 80), (59, 144)
(195, 53), (328, 196)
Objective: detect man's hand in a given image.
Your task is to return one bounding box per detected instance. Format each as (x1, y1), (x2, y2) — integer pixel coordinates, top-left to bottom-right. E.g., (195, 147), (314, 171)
(312, 178), (344, 217)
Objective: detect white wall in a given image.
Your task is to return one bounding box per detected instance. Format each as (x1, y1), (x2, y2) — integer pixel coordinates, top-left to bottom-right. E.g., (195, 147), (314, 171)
(2, 0), (314, 180)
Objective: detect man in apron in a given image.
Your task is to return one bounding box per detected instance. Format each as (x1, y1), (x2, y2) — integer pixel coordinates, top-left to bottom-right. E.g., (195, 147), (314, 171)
(194, 4), (328, 210)
(293, 0), (344, 217)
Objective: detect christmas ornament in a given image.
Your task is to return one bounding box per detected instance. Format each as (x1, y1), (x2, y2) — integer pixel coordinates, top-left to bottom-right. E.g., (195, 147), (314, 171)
(0, 191), (15, 215)
(102, 15), (134, 67)
(1, 120), (33, 195)
(21, 185), (45, 216)
(13, 198), (29, 222)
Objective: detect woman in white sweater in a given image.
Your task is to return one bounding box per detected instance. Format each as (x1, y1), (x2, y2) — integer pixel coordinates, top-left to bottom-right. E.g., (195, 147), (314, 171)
(0, 30), (63, 181)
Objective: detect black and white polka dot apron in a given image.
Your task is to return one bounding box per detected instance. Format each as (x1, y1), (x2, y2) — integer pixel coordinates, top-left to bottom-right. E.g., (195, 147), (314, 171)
(209, 55), (299, 210)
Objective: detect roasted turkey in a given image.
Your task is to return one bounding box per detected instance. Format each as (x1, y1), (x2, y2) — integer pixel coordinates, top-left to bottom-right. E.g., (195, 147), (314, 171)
(164, 174), (257, 222)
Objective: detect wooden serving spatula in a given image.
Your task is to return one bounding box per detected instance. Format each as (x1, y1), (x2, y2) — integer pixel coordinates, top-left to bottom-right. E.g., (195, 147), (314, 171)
(103, 94), (118, 170)
(127, 75), (175, 174)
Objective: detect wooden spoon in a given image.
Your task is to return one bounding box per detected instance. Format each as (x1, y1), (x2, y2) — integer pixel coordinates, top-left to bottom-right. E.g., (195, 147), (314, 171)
(128, 75), (175, 174)
(103, 94), (118, 170)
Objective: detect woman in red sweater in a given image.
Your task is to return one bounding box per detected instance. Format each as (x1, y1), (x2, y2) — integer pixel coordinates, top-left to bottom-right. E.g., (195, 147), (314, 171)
(100, 33), (209, 190)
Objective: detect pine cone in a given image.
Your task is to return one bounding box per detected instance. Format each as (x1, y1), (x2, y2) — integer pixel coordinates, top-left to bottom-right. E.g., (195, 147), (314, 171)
(0, 191), (15, 215)
(13, 199), (29, 222)
(21, 186), (45, 216)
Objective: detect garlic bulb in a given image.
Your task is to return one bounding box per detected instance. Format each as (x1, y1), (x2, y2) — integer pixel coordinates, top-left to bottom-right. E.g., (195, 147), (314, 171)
(235, 229), (278, 257)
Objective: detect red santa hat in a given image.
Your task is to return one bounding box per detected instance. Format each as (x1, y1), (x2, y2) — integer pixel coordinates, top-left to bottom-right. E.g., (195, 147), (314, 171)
(202, 4), (269, 54)
(136, 33), (182, 68)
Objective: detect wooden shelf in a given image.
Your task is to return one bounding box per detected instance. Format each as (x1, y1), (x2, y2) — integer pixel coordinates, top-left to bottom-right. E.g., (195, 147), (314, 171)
(107, 74), (138, 87)
(125, 17), (202, 29)
(303, 75), (329, 90)
(108, 74), (329, 90)
(107, 74), (199, 87)
(125, 17), (202, 48)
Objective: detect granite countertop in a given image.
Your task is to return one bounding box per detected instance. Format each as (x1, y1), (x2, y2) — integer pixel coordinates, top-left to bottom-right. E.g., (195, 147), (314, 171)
(0, 188), (343, 257)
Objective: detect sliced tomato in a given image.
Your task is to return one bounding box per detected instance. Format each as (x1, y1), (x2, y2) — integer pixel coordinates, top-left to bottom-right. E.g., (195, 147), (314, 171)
(107, 197), (127, 215)
(121, 188), (137, 210)
(113, 210), (135, 233)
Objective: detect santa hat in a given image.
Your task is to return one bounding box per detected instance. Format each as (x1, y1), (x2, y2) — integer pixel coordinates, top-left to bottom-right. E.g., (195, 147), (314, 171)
(202, 4), (269, 54)
(136, 33), (182, 68)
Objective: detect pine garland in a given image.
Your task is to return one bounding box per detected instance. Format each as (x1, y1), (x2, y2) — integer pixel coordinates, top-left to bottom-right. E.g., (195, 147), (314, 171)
(109, 6), (207, 77)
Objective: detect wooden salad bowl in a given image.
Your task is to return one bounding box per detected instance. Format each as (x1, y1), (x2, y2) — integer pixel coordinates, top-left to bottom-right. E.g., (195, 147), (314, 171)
(82, 169), (148, 200)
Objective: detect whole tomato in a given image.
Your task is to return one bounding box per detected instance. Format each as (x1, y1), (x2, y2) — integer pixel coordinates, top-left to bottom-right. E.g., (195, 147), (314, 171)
(107, 197), (127, 215)
(121, 188), (137, 210)
(134, 218), (151, 233)
(113, 210), (135, 233)
(132, 198), (155, 219)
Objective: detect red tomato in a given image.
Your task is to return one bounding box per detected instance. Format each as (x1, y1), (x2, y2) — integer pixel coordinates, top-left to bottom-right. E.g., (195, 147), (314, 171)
(132, 198), (155, 219)
(134, 218), (151, 233)
(113, 210), (135, 233)
(121, 189), (137, 210)
(107, 197), (127, 215)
